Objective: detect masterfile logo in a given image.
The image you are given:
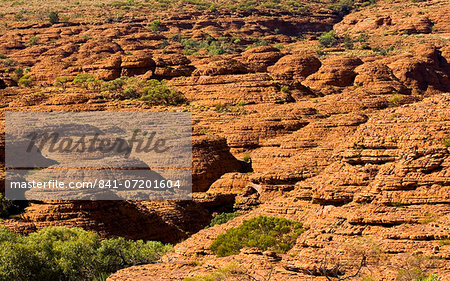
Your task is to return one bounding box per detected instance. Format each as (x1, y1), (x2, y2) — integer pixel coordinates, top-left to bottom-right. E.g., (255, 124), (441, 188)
(5, 112), (192, 201)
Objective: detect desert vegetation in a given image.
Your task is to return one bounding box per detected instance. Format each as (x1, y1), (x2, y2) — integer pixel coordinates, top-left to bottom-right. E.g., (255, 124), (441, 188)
(207, 212), (241, 227)
(210, 216), (304, 257)
(70, 74), (186, 105)
(0, 227), (172, 281)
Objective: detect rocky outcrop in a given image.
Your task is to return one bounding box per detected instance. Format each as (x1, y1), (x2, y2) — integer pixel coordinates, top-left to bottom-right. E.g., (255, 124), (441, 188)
(387, 44), (450, 92)
(240, 46), (284, 72)
(192, 57), (247, 76)
(109, 93), (450, 280)
(153, 54), (194, 79)
(192, 135), (241, 192)
(353, 62), (410, 95)
(303, 56), (363, 94)
(171, 73), (287, 106)
(267, 52), (321, 80)
(120, 52), (155, 77)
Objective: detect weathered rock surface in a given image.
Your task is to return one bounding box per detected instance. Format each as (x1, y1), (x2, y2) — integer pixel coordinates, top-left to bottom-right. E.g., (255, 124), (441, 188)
(109, 94), (450, 280)
(303, 56), (363, 94)
(0, 0), (449, 280)
(192, 135), (242, 192)
(268, 52), (321, 80)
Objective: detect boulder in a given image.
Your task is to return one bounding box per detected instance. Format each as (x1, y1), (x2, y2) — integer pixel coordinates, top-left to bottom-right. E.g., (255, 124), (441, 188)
(192, 57), (247, 76)
(241, 46), (284, 72)
(267, 52), (321, 80)
(303, 56), (363, 94)
(353, 62), (409, 95)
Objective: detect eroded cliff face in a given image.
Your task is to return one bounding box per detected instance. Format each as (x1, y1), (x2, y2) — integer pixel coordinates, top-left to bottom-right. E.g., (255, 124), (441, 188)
(107, 93), (450, 280)
(0, 0), (449, 279)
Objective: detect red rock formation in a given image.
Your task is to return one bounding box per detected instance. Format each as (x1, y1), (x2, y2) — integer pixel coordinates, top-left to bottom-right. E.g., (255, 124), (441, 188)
(268, 52), (321, 80)
(192, 135), (241, 192)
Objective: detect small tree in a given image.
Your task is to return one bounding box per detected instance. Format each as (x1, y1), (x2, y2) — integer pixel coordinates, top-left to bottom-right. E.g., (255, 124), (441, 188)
(0, 227), (172, 280)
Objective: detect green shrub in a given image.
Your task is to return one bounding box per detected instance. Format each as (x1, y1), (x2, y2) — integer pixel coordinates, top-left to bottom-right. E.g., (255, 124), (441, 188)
(73, 73), (95, 84)
(73, 73), (101, 91)
(246, 38), (268, 50)
(207, 40), (226, 55)
(214, 103), (226, 112)
(181, 38), (231, 56)
(0, 53), (6, 59)
(101, 77), (126, 95)
(388, 94), (403, 106)
(100, 77), (143, 99)
(357, 33), (370, 42)
(29, 36), (40, 46)
(108, 0), (141, 9)
(150, 20), (161, 33)
(439, 239), (450, 246)
(48, 12), (59, 25)
(235, 100), (246, 107)
(243, 153), (251, 163)
(12, 68), (24, 82)
(73, 75), (185, 104)
(343, 34), (354, 49)
(280, 85), (291, 93)
(170, 33), (182, 42)
(96, 237), (172, 274)
(397, 269), (440, 281)
(274, 43), (284, 50)
(210, 216), (304, 257)
(208, 212), (241, 227)
(442, 137), (450, 148)
(328, 0), (354, 16)
(372, 46), (394, 56)
(14, 10), (25, 21)
(105, 12), (124, 23)
(361, 43), (371, 50)
(18, 74), (32, 87)
(0, 227), (171, 281)
(55, 76), (69, 89)
(141, 79), (186, 105)
(319, 30), (337, 47)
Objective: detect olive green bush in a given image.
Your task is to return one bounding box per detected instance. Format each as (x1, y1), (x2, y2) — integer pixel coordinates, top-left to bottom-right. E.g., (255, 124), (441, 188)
(208, 212), (241, 228)
(318, 30), (338, 47)
(0, 227), (172, 281)
(210, 215), (304, 257)
(140, 79), (186, 105)
(73, 73), (101, 91)
(73, 75), (186, 105)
